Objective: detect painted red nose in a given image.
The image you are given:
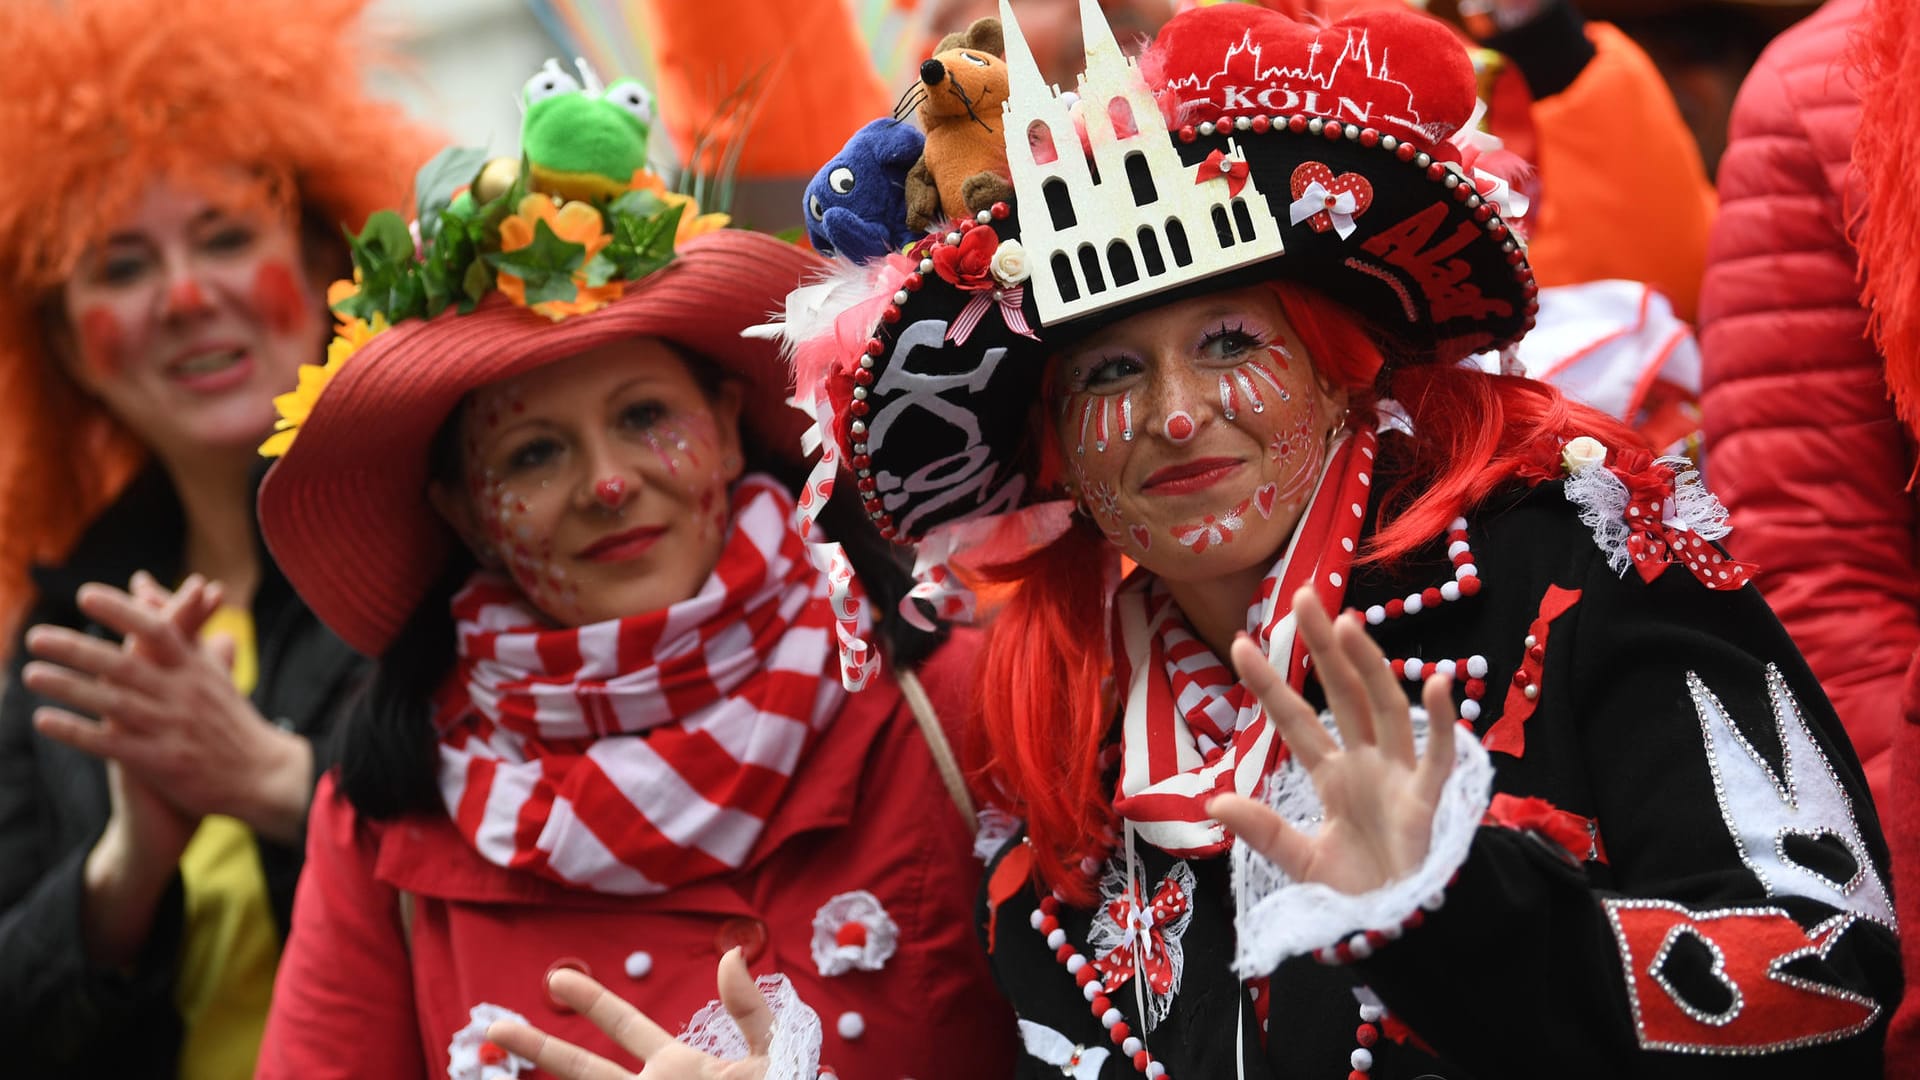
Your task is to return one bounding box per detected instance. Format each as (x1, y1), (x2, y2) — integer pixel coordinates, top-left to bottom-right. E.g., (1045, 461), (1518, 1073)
(594, 476), (627, 507)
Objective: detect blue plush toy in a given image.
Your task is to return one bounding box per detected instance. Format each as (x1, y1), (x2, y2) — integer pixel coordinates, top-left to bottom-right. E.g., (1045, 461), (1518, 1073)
(804, 118), (925, 262)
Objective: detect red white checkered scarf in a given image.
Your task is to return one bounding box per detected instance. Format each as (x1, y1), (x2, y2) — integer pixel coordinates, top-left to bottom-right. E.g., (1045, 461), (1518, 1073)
(1111, 430), (1374, 857)
(435, 476), (850, 894)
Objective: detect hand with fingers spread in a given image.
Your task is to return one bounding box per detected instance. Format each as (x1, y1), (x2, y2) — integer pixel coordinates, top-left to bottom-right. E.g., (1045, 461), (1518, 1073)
(486, 948), (781, 1080)
(21, 574), (314, 846)
(1207, 586), (1459, 895)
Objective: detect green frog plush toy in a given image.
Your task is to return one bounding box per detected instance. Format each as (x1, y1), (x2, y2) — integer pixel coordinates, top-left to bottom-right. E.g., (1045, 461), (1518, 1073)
(473, 58), (655, 203)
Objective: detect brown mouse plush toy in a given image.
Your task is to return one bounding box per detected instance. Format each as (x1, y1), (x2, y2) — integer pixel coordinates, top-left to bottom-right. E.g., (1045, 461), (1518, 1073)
(904, 17), (1018, 232)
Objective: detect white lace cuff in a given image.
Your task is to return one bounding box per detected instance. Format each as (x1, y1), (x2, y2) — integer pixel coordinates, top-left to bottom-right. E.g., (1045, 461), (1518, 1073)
(675, 973), (823, 1080)
(1228, 706), (1494, 978)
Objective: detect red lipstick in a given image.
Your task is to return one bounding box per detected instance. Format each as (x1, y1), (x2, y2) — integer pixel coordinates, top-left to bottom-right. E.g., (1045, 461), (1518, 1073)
(1141, 457), (1242, 495)
(575, 524), (667, 562)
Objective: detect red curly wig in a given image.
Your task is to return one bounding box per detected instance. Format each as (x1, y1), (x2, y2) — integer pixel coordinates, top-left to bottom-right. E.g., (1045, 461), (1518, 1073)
(973, 281), (1638, 903)
(0, 0), (434, 643)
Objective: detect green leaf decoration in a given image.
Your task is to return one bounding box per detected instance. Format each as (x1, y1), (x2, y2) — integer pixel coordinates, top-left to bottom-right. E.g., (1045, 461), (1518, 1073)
(483, 218), (586, 281)
(414, 145), (491, 241)
(462, 259), (494, 307)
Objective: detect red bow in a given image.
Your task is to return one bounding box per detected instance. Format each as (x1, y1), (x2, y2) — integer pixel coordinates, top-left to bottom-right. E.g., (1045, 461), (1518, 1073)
(1090, 874), (1190, 995)
(1194, 149), (1250, 198)
(1611, 455), (1754, 591)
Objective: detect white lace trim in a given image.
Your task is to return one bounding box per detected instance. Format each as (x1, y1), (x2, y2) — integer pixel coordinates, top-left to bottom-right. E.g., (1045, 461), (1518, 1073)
(809, 890), (899, 976)
(675, 974), (822, 1080)
(1228, 707), (1494, 978)
(974, 805), (1024, 863)
(1564, 453), (1731, 578)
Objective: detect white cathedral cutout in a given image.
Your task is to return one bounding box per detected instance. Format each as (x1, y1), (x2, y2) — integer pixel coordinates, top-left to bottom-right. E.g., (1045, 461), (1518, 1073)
(999, 0), (1286, 327)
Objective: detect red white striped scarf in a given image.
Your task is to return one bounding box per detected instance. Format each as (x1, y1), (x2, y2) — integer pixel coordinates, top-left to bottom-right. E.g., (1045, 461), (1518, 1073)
(1111, 430), (1375, 857)
(435, 476), (850, 894)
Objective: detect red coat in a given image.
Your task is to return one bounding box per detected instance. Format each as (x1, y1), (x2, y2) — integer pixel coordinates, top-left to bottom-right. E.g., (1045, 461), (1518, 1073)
(257, 636), (1016, 1080)
(1697, 0), (1914, 810)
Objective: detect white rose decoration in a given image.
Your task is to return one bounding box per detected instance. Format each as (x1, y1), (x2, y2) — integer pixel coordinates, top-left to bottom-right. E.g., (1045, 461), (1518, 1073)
(1561, 435), (1608, 475)
(990, 239), (1031, 287)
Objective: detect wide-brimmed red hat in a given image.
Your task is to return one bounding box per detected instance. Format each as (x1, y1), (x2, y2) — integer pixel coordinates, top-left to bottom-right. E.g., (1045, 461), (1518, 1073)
(260, 229), (823, 657)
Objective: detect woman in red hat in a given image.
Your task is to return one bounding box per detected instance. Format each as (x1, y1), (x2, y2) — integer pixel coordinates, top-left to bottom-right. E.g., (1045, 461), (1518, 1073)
(767, 2), (1899, 1076)
(0, 1), (427, 1074)
(250, 150), (1015, 1075)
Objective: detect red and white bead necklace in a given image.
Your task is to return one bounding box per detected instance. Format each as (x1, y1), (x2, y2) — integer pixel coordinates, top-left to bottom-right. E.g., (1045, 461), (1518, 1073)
(1031, 890), (1171, 1079)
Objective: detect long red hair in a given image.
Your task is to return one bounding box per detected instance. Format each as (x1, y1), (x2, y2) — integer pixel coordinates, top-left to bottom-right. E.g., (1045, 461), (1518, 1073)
(973, 281), (1635, 902)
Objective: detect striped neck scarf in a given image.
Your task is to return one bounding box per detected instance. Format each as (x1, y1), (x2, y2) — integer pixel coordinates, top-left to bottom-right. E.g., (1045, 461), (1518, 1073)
(1111, 431), (1374, 857)
(435, 475), (850, 894)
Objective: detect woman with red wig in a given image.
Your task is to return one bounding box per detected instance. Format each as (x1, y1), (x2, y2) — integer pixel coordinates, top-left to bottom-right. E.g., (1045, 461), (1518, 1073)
(772, 2), (1899, 1075)
(0, 1), (427, 1074)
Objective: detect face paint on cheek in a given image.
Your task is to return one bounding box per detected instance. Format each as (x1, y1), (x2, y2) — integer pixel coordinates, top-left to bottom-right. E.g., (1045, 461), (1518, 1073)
(1231, 368), (1266, 414)
(1169, 497), (1249, 554)
(1218, 374), (1239, 422)
(1266, 343), (1293, 370)
(1120, 391), (1134, 442)
(1076, 398), (1094, 456)
(249, 260), (309, 336)
(77, 307), (125, 379)
(1243, 357), (1292, 403)
(1095, 396), (1111, 452)
(1268, 415), (1327, 505)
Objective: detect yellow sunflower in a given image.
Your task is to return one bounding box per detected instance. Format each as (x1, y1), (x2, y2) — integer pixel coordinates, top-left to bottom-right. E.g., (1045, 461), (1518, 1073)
(259, 279), (389, 458)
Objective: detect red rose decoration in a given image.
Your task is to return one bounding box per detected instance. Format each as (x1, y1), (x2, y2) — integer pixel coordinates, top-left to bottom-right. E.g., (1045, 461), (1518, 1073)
(931, 227), (998, 292)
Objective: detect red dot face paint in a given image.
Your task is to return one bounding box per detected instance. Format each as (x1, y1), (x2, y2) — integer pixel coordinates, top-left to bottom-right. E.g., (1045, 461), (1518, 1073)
(166, 278), (208, 315)
(77, 307), (125, 380)
(594, 476), (627, 507)
(249, 260), (308, 336)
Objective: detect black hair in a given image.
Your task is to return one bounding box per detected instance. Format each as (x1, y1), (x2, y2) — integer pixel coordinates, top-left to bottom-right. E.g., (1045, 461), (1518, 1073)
(334, 345), (949, 821)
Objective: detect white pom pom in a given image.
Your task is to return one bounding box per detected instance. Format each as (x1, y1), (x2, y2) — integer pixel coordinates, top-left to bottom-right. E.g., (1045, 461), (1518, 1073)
(1351, 1048), (1374, 1071)
(1404, 593), (1424, 615)
(1359, 1003), (1385, 1023)
(1460, 699), (1481, 721)
(1466, 655), (1488, 678)
(1101, 1008), (1123, 1028)
(1447, 540), (1470, 558)
(1440, 582), (1461, 602)
(1403, 658), (1423, 680)
(836, 1011), (866, 1039)
(1066, 954), (1087, 974)
(1365, 605), (1386, 625)
(1047, 929), (1066, 949)
(1435, 659), (1456, 678)
(623, 951), (653, 979)
(1029, 910), (1046, 929)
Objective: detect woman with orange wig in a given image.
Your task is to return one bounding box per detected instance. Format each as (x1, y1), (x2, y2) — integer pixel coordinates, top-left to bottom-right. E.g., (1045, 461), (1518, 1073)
(766, 1), (1900, 1075)
(0, 0), (427, 1074)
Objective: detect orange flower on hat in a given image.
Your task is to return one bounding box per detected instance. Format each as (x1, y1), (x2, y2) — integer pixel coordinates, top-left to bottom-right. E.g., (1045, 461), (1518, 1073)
(496, 194), (623, 320)
(633, 172), (731, 243)
(260, 279), (389, 458)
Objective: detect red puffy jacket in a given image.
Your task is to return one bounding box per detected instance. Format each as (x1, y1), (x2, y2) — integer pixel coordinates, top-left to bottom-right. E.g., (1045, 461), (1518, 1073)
(1698, 0), (1914, 812)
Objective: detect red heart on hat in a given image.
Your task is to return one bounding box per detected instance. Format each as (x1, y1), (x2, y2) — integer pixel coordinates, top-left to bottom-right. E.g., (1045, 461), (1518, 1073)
(1129, 523), (1153, 550)
(1148, 7), (1476, 150)
(1288, 162), (1374, 233)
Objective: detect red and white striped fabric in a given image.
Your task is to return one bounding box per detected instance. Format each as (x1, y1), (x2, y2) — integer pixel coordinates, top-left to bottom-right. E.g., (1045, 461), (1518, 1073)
(434, 475), (850, 895)
(1111, 431), (1375, 857)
